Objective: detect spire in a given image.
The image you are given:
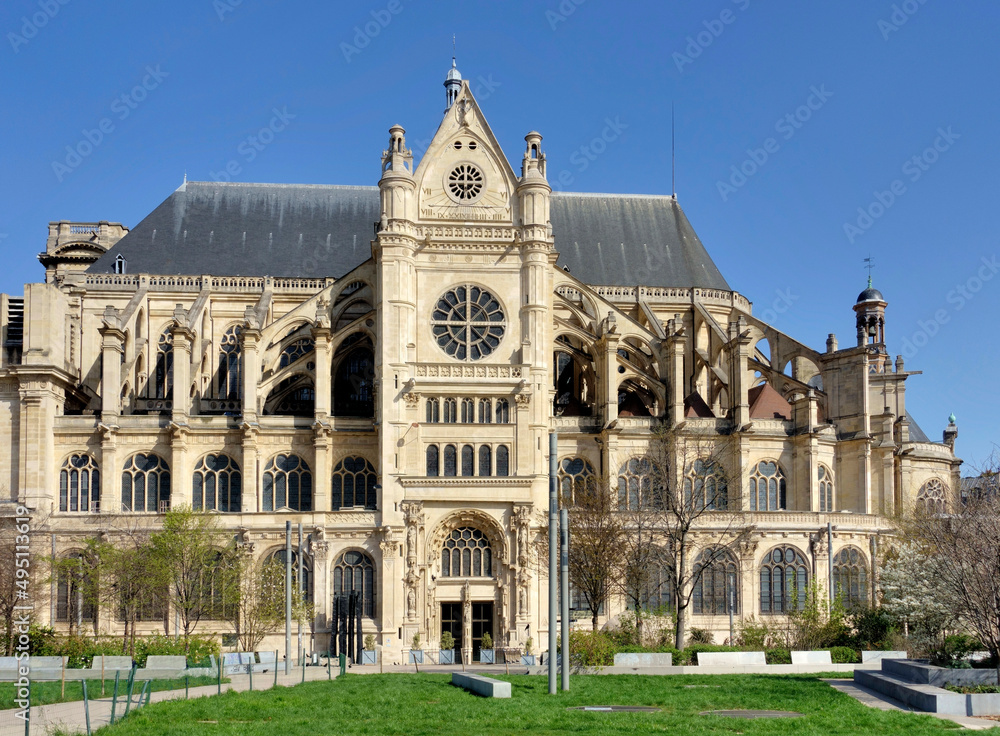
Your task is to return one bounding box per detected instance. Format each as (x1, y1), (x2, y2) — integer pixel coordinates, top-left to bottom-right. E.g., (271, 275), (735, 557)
(444, 46), (462, 112)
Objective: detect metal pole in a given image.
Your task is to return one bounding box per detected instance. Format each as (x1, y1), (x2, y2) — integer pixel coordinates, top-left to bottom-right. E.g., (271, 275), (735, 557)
(728, 573), (735, 645)
(297, 523), (303, 666)
(285, 521), (292, 675)
(548, 432), (558, 695)
(24, 678), (30, 736)
(827, 522), (834, 605)
(560, 508), (570, 692)
(82, 680), (92, 736)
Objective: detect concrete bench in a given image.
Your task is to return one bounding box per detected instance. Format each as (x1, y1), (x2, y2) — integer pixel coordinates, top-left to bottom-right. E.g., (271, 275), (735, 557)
(613, 653), (673, 667)
(696, 651), (766, 666)
(451, 673), (511, 698)
(222, 652), (253, 675)
(91, 656), (134, 672)
(791, 650), (832, 665)
(861, 650), (907, 663)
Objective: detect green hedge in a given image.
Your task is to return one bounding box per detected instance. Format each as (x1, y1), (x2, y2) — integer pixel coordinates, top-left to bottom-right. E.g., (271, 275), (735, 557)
(10, 627), (220, 668)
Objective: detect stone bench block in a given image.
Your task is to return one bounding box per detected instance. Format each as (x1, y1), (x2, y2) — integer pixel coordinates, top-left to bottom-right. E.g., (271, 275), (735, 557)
(696, 651), (766, 666)
(861, 650), (907, 663)
(791, 651), (832, 665)
(91, 656), (134, 672)
(613, 653), (673, 667)
(451, 672), (511, 698)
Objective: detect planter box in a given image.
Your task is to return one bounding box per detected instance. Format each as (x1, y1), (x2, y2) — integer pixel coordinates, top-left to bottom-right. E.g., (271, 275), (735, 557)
(479, 649), (495, 664)
(439, 649), (456, 665)
(408, 650), (424, 664)
(361, 650), (376, 665)
(521, 654), (536, 666)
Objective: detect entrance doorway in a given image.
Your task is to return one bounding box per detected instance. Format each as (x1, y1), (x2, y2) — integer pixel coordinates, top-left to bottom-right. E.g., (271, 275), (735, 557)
(471, 602), (494, 660)
(441, 603), (462, 659)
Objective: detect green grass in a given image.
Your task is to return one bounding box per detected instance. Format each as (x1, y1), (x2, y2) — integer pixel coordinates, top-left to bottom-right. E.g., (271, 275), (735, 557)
(92, 673), (997, 735)
(0, 676), (226, 709)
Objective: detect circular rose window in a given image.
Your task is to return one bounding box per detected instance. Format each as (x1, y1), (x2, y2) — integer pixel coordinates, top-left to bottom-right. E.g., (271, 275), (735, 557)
(447, 164), (484, 201)
(431, 285), (505, 361)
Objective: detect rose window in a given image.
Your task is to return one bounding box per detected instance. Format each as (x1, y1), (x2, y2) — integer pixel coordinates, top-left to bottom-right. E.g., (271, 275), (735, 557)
(431, 285), (505, 361)
(447, 164), (484, 201)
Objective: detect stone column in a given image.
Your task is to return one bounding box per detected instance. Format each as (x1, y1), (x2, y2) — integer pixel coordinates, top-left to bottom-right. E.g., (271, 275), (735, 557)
(169, 423), (190, 511)
(241, 423), (259, 513)
(98, 423), (118, 514)
(170, 319), (194, 421)
(313, 325), (332, 420)
(241, 325), (262, 423)
(664, 318), (686, 427)
(312, 425), (331, 513)
(312, 539), (331, 638)
(99, 315), (124, 420)
(379, 528), (399, 638)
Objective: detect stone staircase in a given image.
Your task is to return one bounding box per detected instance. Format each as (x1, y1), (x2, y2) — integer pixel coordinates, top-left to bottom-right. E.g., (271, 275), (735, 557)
(855, 659), (1000, 716)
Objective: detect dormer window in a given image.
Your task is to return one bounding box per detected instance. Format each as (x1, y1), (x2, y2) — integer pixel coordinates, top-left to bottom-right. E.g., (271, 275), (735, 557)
(114, 253), (127, 274)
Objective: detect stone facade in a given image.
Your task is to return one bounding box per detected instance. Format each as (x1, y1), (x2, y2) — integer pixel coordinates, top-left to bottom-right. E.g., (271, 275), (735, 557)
(0, 67), (960, 662)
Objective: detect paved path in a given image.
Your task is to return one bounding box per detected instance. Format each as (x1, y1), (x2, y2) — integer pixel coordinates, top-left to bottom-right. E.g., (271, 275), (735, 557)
(824, 678), (998, 731)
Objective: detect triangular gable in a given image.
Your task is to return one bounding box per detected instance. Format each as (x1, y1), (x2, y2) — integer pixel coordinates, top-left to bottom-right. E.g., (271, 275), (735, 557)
(748, 383), (792, 420)
(684, 392), (715, 418)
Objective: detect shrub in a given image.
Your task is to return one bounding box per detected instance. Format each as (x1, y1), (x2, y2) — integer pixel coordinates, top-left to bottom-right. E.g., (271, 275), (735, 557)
(737, 616), (775, 650)
(847, 606), (896, 650)
(481, 632), (493, 650)
(688, 628), (713, 645)
(524, 637), (533, 655)
(569, 631), (616, 667)
(439, 631), (454, 651)
(828, 646), (860, 664)
(364, 634), (376, 650)
(765, 647), (791, 664)
(411, 633), (421, 650)
(933, 634), (983, 667)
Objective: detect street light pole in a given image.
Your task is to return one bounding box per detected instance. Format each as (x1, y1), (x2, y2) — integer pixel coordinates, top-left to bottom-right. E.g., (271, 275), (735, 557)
(548, 432), (558, 695)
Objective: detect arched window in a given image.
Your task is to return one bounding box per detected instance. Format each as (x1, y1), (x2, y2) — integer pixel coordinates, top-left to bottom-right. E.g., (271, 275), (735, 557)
(461, 445), (474, 476)
(194, 551), (233, 620)
(114, 253), (127, 274)
(332, 456), (377, 510)
(818, 465), (834, 512)
(426, 445), (439, 476)
(193, 454), (241, 512)
(685, 458), (727, 511)
(121, 453), (170, 513)
(558, 457), (596, 506)
(263, 454), (312, 511)
(760, 546), (808, 613)
(496, 445), (510, 477)
(495, 398), (510, 424)
(426, 398), (440, 423)
(264, 549), (312, 603)
(332, 550), (375, 617)
(640, 551), (674, 613)
(279, 337), (314, 367)
(693, 549), (739, 615)
(264, 375), (315, 416)
(217, 325), (242, 401)
(479, 445), (492, 476)
(832, 547), (868, 608)
(917, 479), (947, 514)
(333, 342), (374, 417)
(618, 457), (653, 510)
(478, 399), (492, 424)
(56, 553), (95, 626)
(152, 328), (173, 399)
(443, 445), (457, 477)
(461, 398), (474, 423)
(749, 460), (786, 511)
(441, 528), (493, 578)
(443, 398), (457, 423)
(59, 454), (100, 513)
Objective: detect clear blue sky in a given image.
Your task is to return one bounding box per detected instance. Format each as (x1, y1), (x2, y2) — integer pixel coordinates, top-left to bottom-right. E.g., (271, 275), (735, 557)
(2, 0), (997, 469)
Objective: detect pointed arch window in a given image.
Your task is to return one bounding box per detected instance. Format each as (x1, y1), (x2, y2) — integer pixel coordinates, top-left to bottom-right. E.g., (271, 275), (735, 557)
(441, 528), (493, 578)
(332, 456), (378, 510)
(749, 460), (786, 511)
(425, 398), (440, 423)
(478, 399), (492, 424)
(693, 549), (739, 615)
(685, 458), (728, 511)
(760, 546), (808, 613)
(113, 253), (127, 274)
(461, 398), (474, 423)
(59, 454), (100, 513)
(217, 325), (242, 401)
(558, 457), (596, 506)
(443, 398), (457, 423)
(618, 457), (654, 510)
(152, 329), (173, 399)
(193, 454), (241, 512)
(279, 337), (314, 367)
(333, 341), (374, 417)
(495, 398), (510, 424)
(832, 547), (868, 608)
(263, 454), (312, 512)
(56, 552), (96, 627)
(121, 453), (171, 513)
(264, 549), (312, 603)
(818, 465), (834, 512)
(333, 550), (375, 617)
(917, 479), (947, 514)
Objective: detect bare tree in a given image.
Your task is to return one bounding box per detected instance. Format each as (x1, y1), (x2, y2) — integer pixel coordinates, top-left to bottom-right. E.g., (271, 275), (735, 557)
(0, 511), (23, 655)
(622, 425), (753, 649)
(904, 462), (1000, 680)
(224, 552), (307, 653)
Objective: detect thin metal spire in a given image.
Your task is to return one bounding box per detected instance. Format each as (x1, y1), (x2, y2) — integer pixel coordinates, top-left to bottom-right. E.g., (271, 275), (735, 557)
(864, 254), (875, 287)
(671, 103), (676, 198)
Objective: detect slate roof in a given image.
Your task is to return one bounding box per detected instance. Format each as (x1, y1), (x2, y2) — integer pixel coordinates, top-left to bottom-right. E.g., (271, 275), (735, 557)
(88, 182), (730, 290)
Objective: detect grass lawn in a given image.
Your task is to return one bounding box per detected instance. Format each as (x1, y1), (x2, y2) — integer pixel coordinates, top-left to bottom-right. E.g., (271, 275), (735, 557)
(92, 673), (996, 736)
(0, 676), (226, 709)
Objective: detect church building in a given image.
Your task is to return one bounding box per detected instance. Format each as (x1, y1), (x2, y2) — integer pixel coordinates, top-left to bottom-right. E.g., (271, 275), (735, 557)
(0, 61), (961, 662)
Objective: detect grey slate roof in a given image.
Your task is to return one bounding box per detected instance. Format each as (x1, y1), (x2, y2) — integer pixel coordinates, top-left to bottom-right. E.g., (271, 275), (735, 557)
(905, 411), (932, 443)
(88, 182), (730, 290)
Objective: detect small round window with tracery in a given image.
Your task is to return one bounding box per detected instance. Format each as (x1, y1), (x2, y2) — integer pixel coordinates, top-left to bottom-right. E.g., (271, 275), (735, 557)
(432, 285), (505, 361)
(448, 164), (483, 200)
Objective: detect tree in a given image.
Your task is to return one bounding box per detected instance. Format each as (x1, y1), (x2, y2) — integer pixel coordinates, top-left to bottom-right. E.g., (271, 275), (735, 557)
(902, 463), (1000, 680)
(620, 426), (753, 649)
(0, 512), (24, 656)
(224, 552), (310, 653)
(878, 538), (955, 653)
(150, 507), (235, 645)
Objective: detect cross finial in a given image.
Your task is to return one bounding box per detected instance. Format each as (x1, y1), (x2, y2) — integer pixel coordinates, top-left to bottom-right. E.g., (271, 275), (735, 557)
(864, 254), (875, 287)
